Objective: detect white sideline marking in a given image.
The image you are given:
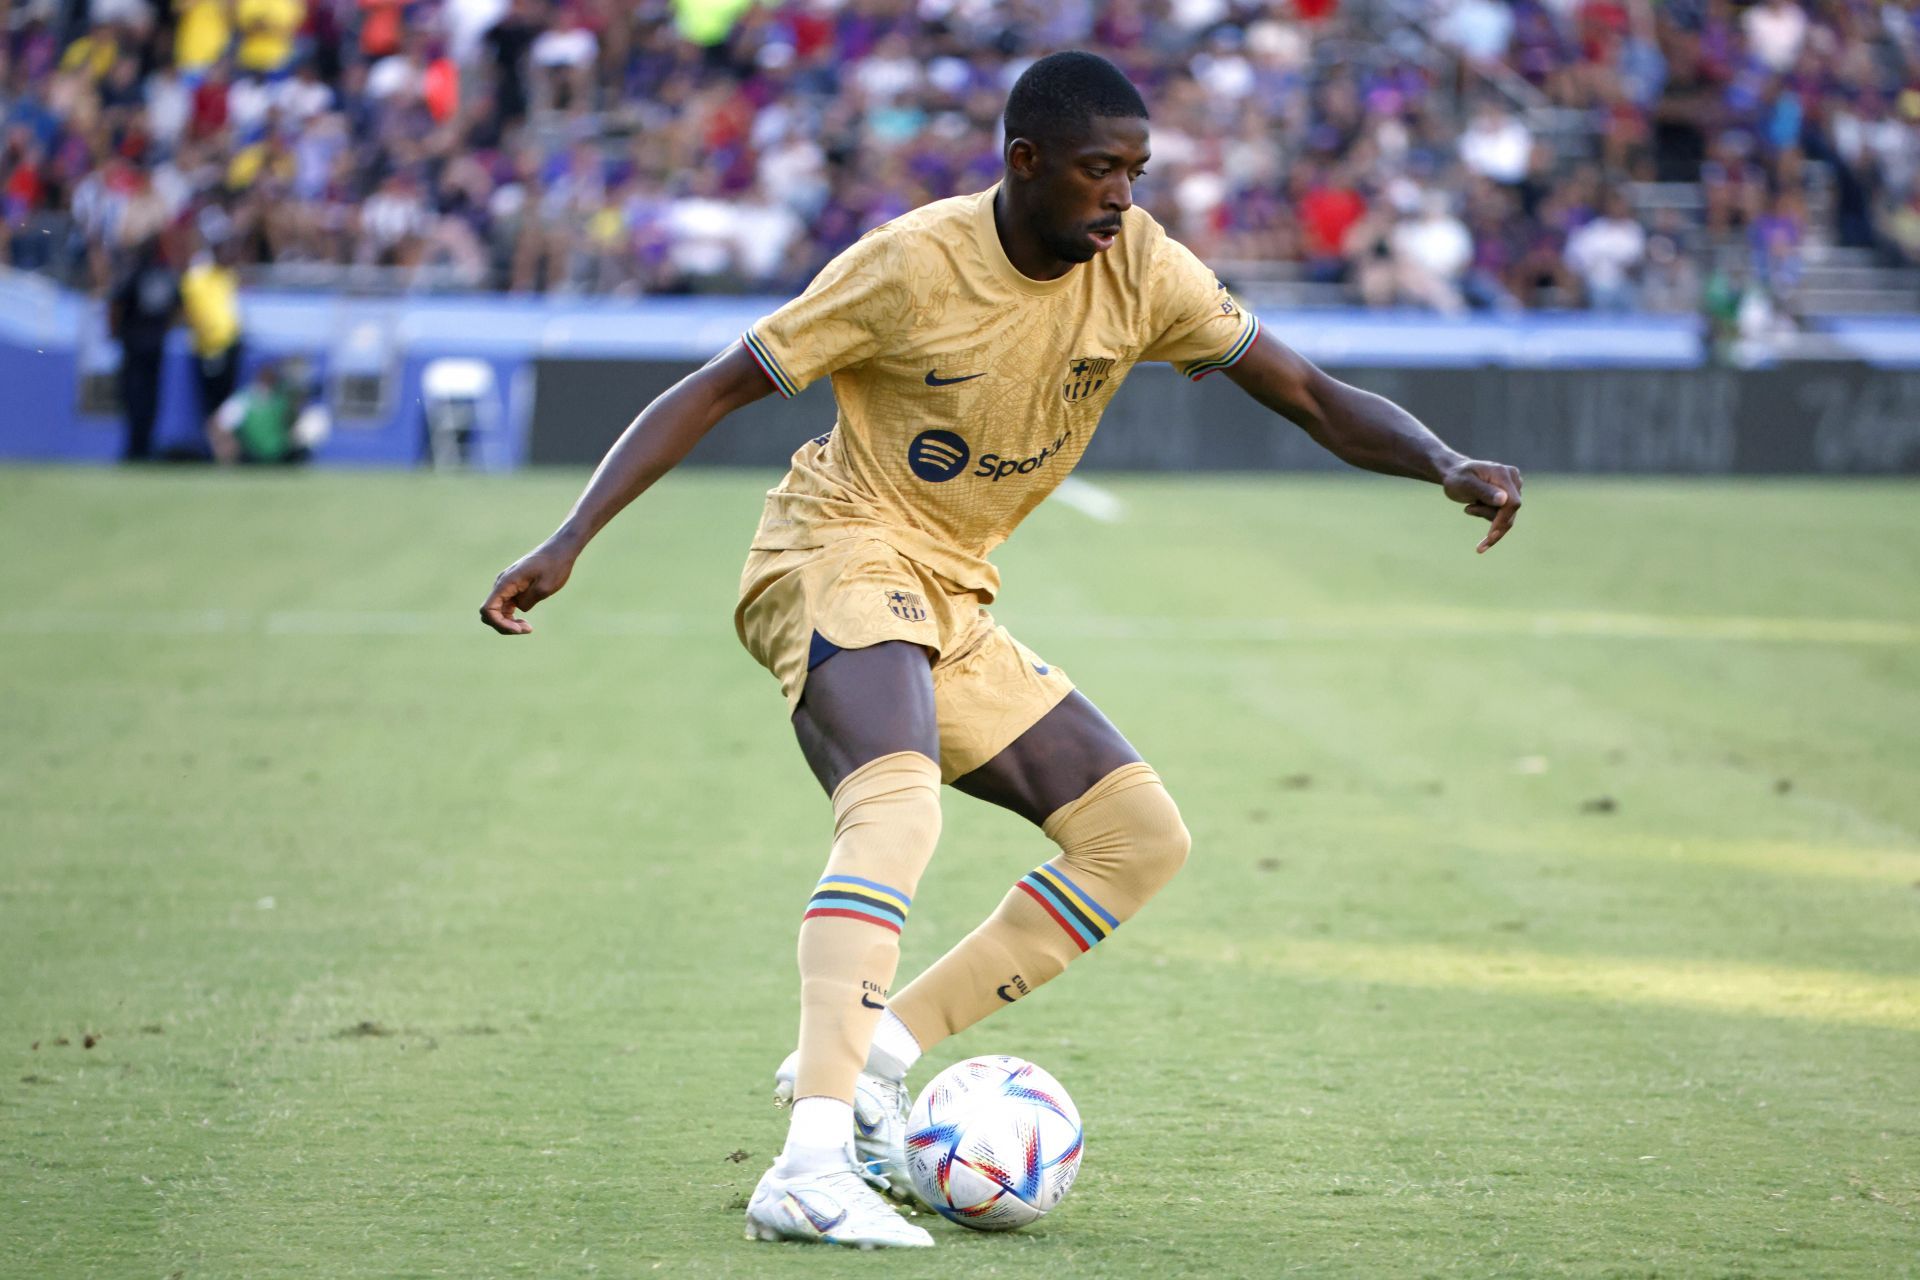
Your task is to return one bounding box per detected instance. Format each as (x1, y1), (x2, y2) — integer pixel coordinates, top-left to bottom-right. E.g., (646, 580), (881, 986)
(5, 607), (1916, 647)
(1051, 478), (1126, 523)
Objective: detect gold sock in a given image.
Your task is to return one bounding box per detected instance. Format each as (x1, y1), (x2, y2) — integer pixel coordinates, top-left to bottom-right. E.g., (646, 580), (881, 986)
(889, 763), (1189, 1050)
(793, 751), (942, 1102)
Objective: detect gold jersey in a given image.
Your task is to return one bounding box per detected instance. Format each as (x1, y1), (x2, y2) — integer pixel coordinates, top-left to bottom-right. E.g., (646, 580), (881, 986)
(742, 184), (1259, 599)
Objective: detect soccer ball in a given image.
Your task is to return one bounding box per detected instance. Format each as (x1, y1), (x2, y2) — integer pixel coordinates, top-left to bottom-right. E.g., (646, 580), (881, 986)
(905, 1055), (1083, 1231)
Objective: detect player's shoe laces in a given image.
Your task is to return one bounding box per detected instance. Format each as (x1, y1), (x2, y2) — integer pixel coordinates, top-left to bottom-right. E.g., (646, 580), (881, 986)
(773, 1051), (916, 1204)
(743, 1152), (934, 1249)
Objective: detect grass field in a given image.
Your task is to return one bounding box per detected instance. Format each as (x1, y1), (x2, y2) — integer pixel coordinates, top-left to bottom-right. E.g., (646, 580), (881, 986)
(4, 466), (1918, 1278)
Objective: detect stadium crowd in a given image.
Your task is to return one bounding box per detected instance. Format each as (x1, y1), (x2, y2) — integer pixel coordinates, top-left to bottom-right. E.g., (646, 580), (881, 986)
(3, 0), (1918, 313)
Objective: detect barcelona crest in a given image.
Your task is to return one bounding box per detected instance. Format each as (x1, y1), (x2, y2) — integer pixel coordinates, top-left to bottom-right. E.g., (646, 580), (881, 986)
(1062, 356), (1114, 403)
(885, 589), (928, 622)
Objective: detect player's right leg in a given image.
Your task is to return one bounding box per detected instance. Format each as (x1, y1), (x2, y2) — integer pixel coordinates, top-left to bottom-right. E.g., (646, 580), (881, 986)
(746, 639), (939, 1249)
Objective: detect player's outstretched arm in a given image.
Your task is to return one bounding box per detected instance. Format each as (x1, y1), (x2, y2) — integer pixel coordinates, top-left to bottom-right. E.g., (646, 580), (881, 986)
(1223, 331), (1524, 553)
(478, 343), (775, 634)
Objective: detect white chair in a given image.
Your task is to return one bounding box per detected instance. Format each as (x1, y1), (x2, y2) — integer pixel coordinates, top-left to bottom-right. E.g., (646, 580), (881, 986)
(421, 357), (499, 468)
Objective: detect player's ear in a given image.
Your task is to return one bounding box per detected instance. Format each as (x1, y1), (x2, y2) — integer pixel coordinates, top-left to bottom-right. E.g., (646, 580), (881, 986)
(1005, 136), (1040, 181)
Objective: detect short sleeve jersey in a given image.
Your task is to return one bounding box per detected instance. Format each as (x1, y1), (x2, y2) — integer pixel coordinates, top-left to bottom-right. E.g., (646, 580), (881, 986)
(742, 184), (1260, 598)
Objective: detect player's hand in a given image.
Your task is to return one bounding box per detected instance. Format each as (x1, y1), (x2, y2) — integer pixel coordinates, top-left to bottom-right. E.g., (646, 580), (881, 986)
(479, 541), (577, 635)
(1442, 459), (1524, 554)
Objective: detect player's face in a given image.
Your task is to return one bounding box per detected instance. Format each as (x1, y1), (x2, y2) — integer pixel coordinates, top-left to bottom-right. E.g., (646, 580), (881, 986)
(1035, 116), (1150, 263)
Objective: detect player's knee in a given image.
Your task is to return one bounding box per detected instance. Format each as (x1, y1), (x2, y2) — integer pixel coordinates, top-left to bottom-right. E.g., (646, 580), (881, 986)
(1129, 783), (1191, 891)
(880, 784), (943, 859)
(1046, 765), (1190, 899)
(829, 750), (944, 868)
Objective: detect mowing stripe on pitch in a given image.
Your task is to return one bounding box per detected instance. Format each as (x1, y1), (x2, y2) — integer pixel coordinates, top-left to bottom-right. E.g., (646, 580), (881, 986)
(8, 608), (1916, 647)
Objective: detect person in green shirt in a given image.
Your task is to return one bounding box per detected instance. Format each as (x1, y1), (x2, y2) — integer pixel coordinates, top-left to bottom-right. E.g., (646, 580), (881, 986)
(208, 360), (330, 464)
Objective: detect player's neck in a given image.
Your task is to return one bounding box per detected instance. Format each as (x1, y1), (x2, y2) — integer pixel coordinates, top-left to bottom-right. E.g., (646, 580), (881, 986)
(992, 185), (1075, 283)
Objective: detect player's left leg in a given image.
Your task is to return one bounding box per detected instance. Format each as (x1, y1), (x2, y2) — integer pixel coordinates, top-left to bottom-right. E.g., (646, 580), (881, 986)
(873, 691), (1190, 1075)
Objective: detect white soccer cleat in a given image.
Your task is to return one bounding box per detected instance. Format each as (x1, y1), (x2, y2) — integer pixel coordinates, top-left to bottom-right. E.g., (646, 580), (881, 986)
(773, 1051), (917, 1204)
(744, 1154), (935, 1249)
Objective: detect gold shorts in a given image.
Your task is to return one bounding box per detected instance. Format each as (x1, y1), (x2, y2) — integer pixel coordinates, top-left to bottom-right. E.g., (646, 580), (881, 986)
(735, 540), (1075, 783)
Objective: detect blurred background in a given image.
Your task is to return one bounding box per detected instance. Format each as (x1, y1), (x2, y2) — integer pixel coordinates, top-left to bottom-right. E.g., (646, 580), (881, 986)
(1, 0), (1917, 470)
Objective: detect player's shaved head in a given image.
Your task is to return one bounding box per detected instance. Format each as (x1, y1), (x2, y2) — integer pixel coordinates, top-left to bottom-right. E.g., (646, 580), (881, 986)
(1004, 51), (1147, 150)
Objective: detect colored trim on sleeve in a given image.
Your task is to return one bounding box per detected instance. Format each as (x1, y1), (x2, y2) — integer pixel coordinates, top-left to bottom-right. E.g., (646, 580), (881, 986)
(742, 329), (799, 398)
(1181, 314), (1261, 382)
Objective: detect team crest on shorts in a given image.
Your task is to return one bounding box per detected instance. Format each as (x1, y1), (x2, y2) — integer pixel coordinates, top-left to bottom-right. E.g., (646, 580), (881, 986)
(885, 589), (928, 622)
(1063, 356), (1114, 403)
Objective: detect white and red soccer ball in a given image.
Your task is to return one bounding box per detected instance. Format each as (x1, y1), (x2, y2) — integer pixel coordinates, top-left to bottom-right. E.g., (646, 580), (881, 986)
(905, 1055), (1083, 1231)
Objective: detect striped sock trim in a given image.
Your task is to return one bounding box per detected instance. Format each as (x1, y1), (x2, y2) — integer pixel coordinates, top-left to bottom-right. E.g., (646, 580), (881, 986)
(741, 330), (799, 398)
(1182, 315), (1260, 381)
(1015, 862), (1117, 952)
(803, 873), (911, 934)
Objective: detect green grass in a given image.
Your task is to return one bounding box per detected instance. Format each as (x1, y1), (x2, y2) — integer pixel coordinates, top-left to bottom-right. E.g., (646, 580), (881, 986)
(3, 467), (1918, 1278)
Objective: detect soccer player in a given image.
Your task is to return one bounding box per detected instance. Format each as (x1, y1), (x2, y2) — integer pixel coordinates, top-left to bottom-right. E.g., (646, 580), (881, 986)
(479, 51), (1523, 1249)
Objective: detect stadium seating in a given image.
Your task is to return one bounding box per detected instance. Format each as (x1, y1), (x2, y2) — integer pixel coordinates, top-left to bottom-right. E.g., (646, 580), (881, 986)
(4, 0), (1917, 317)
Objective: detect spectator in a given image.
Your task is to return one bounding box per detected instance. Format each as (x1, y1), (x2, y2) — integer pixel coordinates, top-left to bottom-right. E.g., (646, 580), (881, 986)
(173, 0), (230, 80)
(60, 22), (125, 83)
(233, 0), (304, 79)
(1459, 102), (1533, 186)
(1435, 0), (1515, 66)
(529, 5), (598, 115)
(366, 32), (426, 101)
(447, 0), (512, 67)
(1742, 0), (1809, 74)
(1566, 189), (1648, 311)
(481, 0), (544, 131)
(275, 60), (336, 126)
(1499, 186), (1575, 307)
(358, 171), (430, 267)
(1461, 178), (1524, 311)
(1296, 165), (1366, 282)
(144, 58), (193, 148)
(359, 0), (405, 62)
(1389, 188), (1473, 314)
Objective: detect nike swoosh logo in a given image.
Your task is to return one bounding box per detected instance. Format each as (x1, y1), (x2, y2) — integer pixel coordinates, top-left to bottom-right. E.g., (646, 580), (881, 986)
(925, 370), (985, 387)
(1032, 663), (1049, 676)
(996, 984), (1020, 1003)
(860, 992), (886, 1010)
(789, 1194), (848, 1234)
